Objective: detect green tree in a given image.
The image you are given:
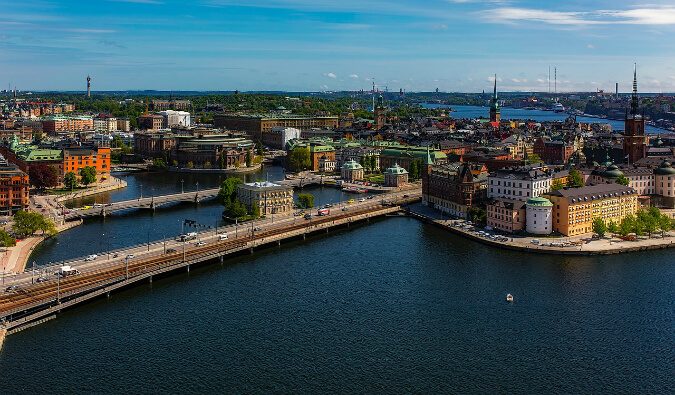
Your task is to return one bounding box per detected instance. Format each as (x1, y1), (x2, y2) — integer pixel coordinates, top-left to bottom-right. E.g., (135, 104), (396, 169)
(218, 151), (225, 169)
(64, 171), (78, 190)
(225, 199), (247, 219)
(608, 220), (619, 236)
(152, 158), (166, 169)
(616, 174), (630, 186)
(637, 210), (656, 237)
(360, 155), (367, 171)
(256, 140), (264, 156)
(172, 160), (178, 167)
(251, 202), (261, 218)
(527, 153), (543, 164)
(245, 148), (252, 167)
(297, 193), (314, 208)
(369, 155), (377, 172)
(79, 166), (97, 186)
(187, 161), (194, 168)
(659, 213), (673, 236)
(467, 207), (487, 225)
(204, 161), (211, 168)
(619, 214), (636, 236)
(0, 229), (16, 247)
(234, 160), (241, 168)
(289, 147), (311, 171)
(409, 159), (422, 180)
(550, 179), (565, 191)
(217, 177), (244, 206)
(567, 169), (584, 187)
(592, 217), (607, 237)
(12, 211), (58, 237)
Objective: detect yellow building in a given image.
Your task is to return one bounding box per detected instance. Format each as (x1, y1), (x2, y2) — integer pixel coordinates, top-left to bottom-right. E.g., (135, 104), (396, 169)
(543, 184), (638, 236)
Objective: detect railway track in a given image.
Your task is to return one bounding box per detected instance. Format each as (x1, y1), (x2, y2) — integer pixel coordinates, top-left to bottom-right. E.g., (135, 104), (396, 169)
(0, 204), (393, 320)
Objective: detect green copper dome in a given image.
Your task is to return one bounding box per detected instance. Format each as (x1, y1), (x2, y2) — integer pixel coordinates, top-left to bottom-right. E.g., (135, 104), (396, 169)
(526, 196), (553, 207)
(654, 160), (675, 176)
(601, 164), (624, 179)
(385, 163), (408, 175)
(342, 159), (363, 170)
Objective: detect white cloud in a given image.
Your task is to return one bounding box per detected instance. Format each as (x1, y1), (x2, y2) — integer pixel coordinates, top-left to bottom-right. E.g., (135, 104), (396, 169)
(480, 6), (675, 25)
(536, 78), (545, 83)
(488, 76), (502, 82)
(349, 74), (359, 79)
(600, 8), (675, 25)
(587, 44), (595, 49)
(323, 72), (337, 79)
(108, 0), (164, 4)
(511, 78), (521, 83)
(320, 84), (329, 90)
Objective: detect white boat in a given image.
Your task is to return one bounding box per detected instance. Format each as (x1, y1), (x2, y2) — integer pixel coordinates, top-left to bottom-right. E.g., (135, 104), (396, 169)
(506, 294), (514, 302)
(552, 103), (565, 113)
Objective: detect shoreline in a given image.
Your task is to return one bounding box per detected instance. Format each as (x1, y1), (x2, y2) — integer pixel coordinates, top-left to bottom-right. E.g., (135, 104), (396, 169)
(407, 204), (675, 255)
(166, 163), (261, 174)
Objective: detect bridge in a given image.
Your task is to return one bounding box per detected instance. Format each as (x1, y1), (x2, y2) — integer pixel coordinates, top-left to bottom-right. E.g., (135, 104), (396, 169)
(64, 188), (221, 219)
(0, 191), (417, 335)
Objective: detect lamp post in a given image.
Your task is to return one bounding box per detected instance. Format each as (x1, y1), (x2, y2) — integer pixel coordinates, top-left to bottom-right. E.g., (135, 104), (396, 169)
(181, 179), (184, 194)
(147, 229), (150, 251)
(196, 181), (199, 194)
(140, 182), (143, 199)
(125, 256), (129, 280)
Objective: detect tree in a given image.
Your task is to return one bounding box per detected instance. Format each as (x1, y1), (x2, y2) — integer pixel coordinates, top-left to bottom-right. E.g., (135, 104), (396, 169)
(218, 151), (225, 169)
(172, 160), (178, 167)
(0, 230), (16, 247)
(204, 161), (211, 168)
(289, 147), (311, 171)
(637, 210), (656, 237)
(28, 163), (58, 190)
(608, 220), (619, 236)
(152, 158), (166, 169)
(297, 193), (314, 208)
(467, 207), (487, 225)
(217, 177), (243, 206)
(550, 179), (565, 191)
(592, 217), (607, 237)
(187, 161), (194, 168)
(12, 211), (57, 237)
(234, 160), (241, 168)
(79, 166), (97, 186)
(567, 169), (584, 187)
(659, 213), (673, 236)
(369, 155), (377, 172)
(619, 214), (635, 236)
(64, 171), (78, 190)
(360, 155), (368, 171)
(245, 148), (252, 167)
(616, 174), (630, 186)
(409, 159), (422, 180)
(224, 199), (247, 219)
(251, 202), (261, 218)
(527, 153), (543, 164)
(256, 140), (264, 156)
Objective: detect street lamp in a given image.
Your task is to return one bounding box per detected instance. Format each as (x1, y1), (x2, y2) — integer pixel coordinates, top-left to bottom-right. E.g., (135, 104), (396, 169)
(125, 256), (129, 280)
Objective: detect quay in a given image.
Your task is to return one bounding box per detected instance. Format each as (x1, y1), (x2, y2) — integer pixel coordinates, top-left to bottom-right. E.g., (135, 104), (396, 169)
(0, 200), (404, 336)
(406, 203), (675, 255)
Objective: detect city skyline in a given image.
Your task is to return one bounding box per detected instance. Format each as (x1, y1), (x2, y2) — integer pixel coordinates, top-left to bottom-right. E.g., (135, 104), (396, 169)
(3, 0), (675, 92)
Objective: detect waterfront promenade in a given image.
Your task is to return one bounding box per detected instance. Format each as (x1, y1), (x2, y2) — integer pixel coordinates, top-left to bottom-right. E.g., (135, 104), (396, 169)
(408, 203), (675, 255)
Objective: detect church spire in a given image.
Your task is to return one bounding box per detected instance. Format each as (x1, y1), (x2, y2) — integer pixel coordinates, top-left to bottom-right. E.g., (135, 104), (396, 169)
(630, 63), (639, 116)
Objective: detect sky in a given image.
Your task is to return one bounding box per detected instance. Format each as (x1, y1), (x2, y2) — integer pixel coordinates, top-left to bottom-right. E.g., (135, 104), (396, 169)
(3, 0), (675, 93)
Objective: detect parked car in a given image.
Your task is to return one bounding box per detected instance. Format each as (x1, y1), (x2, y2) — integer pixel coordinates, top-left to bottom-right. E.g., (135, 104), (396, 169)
(85, 254), (98, 261)
(36, 276), (49, 283)
(126, 254), (135, 259)
(5, 285), (20, 293)
(219, 234), (229, 240)
(195, 241), (207, 246)
(166, 248), (177, 253)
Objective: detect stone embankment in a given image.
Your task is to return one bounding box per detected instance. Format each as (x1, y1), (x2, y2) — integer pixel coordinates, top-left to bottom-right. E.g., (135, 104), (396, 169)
(53, 176), (127, 203)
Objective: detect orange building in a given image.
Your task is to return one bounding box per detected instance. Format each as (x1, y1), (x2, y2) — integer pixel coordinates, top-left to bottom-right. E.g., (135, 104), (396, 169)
(63, 147), (111, 179)
(0, 162), (29, 214)
(41, 116), (94, 135)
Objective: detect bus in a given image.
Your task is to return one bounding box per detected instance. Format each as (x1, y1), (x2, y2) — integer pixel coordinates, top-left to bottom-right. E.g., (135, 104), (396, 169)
(318, 208), (329, 216)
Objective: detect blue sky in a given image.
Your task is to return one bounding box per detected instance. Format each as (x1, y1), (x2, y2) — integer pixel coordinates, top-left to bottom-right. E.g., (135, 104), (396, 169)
(3, 0), (675, 92)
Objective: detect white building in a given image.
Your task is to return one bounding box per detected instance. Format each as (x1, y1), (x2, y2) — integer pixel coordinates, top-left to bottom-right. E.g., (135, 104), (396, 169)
(93, 116), (117, 132)
(236, 181), (294, 216)
(273, 126), (301, 149)
(525, 197), (553, 235)
(159, 110), (191, 128)
(488, 166), (552, 202)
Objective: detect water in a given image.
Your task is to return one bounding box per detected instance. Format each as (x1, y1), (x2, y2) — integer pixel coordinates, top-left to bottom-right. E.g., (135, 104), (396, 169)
(1, 216), (673, 393)
(2, 170), (673, 392)
(422, 105), (664, 134)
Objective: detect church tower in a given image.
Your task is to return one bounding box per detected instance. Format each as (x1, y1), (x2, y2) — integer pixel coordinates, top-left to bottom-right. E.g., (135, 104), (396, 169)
(374, 94), (386, 130)
(623, 65), (648, 164)
(87, 75), (91, 97)
(490, 75), (500, 123)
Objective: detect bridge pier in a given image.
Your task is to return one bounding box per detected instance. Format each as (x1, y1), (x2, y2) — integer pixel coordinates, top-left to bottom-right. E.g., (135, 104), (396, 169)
(277, 240), (281, 246)
(186, 265), (190, 273)
(101, 208), (106, 217)
(106, 291), (111, 298)
(148, 276), (153, 284)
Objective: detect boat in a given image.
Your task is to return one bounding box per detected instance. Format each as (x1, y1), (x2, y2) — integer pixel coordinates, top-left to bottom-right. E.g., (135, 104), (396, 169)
(552, 103), (565, 113)
(506, 294), (514, 302)
(342, 186), (367, 194)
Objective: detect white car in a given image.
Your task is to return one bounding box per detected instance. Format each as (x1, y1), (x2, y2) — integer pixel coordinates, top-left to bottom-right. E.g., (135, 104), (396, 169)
(126, 254), (135, 259)
(195, 241), (207, 246)
(85, 254), (98, 261)
(219, 234), (229, 240)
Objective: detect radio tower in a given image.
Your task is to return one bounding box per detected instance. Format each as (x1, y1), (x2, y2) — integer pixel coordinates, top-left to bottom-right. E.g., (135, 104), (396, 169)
(87, 75), (91, 97)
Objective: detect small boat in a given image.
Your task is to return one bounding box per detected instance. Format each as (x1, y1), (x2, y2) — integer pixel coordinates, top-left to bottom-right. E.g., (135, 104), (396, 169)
(506, 294), (514, 302)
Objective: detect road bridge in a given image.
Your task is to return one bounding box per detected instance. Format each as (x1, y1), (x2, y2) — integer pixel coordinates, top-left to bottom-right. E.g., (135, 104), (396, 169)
(0, 194), (415, 335)
(63, 187), (221, 219)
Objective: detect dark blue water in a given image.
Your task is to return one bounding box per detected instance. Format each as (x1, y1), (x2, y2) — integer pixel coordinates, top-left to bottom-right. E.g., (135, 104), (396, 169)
(424, 105), (663, 134)
(2, 216), (674, 393)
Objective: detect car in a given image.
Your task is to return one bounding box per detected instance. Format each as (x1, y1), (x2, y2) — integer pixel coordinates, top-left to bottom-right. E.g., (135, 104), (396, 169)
(403, 194), (410, 198)
(195, 241), (207, 246)
(105, 203), (114, 207)
(82, 206), (90, 210)
(41, 208), (46, 212)
(36, 276), (49, 283)
(219, 234), (229, 240)
(125, 254), (135, 259)
(359, 198), (365, 202)
(348, 199), (354, 203)
(166, 248), (177, 253)
(62, 210), (71, 215)
(36, 204), (42, 208)
(113, 254), (119, 258)
(367, 196), (374, 199)
(5, 285), (20, 293)
(85, 254), (98, 261)
(342, 207), (348, 211)
(254, 227), (262, 231)
(304, 214), (312, 220)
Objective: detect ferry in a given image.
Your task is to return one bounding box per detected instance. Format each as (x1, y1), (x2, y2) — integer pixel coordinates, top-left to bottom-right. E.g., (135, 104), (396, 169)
(342, 186), (367, 194)
(506, 294), (514, 302)
(552, 103), (565, 113)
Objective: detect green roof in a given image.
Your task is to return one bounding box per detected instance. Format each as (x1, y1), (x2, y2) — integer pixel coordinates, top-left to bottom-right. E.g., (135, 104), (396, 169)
(342, 160), (363, 170)
(385, 163), (408, 175)
(526, 196), (553, 207)
(654, 161), (675, 176)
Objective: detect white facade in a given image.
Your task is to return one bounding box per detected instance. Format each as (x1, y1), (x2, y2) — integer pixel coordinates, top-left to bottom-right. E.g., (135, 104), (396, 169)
(655, 174), (675, 197)
(94, 116), (118, 132)
(273, 126), (301, 148)
(488, 168), (552, 202)
(159, 110), (191, 128)
(526, 204), (553, 235)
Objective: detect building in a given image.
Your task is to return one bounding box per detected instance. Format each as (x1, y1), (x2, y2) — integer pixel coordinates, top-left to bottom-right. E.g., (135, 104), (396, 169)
(489, 77), (500, 124)
(42, 115), (94, 135)
(263, 126), (301, 150)
(335, 145), (381, 170)
(533, 138), (575, 165)
(587, 164), (654, 196)
(138, 114), (164, 130)
(542, 184), (638, 236)
(384, 163), (408, 187)
(171, 135), (252, 168)
(134, 132), (177, 159)
(159, 110), (191, 128)
(214, 114), (339, 141)
(63, 147), (111, 180)
(653, 160), (675, 208)
(236, 181), (294, 216)
(0, 155), (29, 215)
(116, 118), (131, 132)
(423, 162), (488, 219)
(318, 154), (336, 173)
(151, 99), (191, 111)
(379, 146), (447, 173)
(93, 114), (117, 132)
(623, 67), (649, 164)
(486, 198), (526, 233)
(341, 160), (363, 182)
(488, 166), (552, 202)
(525, 196), (553, 235)
(374, 94), (386, 130)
